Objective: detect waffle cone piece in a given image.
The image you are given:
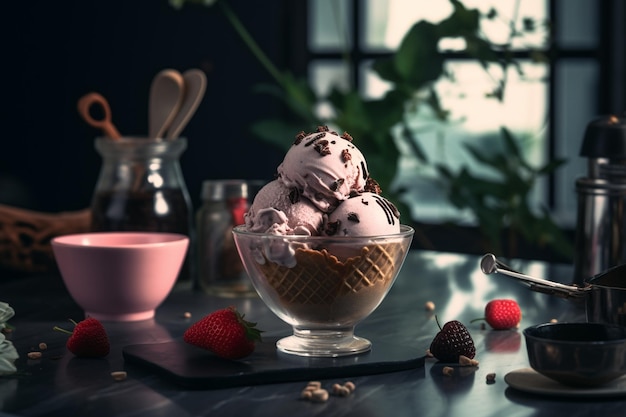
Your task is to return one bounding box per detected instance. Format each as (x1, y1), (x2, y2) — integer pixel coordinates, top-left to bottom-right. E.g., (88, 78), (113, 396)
(257, 242), (405, 305)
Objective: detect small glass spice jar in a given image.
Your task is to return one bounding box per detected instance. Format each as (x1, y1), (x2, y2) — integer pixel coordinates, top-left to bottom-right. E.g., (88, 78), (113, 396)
(196, 179), (265, 297)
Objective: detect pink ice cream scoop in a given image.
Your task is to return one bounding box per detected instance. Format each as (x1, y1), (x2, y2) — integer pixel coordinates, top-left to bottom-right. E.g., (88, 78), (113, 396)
(277, 127), (368, 212)
(323, 192), (400, 237)
(244, 179), (324, 235)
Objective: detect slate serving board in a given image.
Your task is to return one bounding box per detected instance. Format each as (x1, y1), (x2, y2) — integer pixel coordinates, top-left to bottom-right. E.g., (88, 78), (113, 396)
(122, 336), (425, 389)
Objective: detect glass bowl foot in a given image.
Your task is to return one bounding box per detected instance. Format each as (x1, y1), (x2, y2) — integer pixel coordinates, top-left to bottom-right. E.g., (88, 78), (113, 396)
(276, 328), (371, 357)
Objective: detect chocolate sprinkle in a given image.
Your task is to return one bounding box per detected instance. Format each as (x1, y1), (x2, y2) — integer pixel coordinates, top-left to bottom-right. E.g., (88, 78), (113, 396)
(288, 188), (301, 204)
(388, 200), (400, 218)
(324, 220), (340, 236)
(372, 194), (399, 225)
(361, 162), (370, 183)
(364, 177), (381, 194)
(314, 139), (331, 155)
(295, 128), (354, 147)
(330, 178), (345, 192)
(341, 149), (352, 163)
(347, 212), (360, 223)
(305, 132), (326, 147)
(294, 131), (306, 145)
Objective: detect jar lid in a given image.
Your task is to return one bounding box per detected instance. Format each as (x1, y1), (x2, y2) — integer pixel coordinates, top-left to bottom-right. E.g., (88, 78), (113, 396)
(580, 115), (626, 158)
(201, 180), (266, 201)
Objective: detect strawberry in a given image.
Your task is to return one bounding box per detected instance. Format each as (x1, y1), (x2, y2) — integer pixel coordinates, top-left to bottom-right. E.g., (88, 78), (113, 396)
(429, 318), (476, 363)
(54, 317), (110, 358)
(477, 299), (522, 330)
(228, 197), (249, 226)
(183, 306), (262, 360)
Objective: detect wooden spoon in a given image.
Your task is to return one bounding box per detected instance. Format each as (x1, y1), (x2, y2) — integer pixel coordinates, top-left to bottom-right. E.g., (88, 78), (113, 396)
(148, 69), (184, 139)
(77, 92), (122, 140)
(166, 69), (207, 140)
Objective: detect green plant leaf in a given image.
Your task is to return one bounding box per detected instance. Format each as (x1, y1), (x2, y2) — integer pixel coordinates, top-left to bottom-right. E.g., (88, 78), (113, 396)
(371, 57), (402, 85)
(399, 124), (429, 163)
(465, 35), (502, 67)
(537, 158), (567, 175)
(393, 21), (444, 89)
(425, 88), (450, 121)
(437, 0), (480, 37)
(500, 127), (532, 170)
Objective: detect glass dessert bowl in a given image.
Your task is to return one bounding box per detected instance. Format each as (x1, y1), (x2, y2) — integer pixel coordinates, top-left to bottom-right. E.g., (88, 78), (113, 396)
(232, 224), (414, 357)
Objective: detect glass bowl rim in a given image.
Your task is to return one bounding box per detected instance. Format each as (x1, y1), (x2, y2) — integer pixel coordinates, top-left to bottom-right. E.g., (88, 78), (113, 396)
(232, 224), (415, 241)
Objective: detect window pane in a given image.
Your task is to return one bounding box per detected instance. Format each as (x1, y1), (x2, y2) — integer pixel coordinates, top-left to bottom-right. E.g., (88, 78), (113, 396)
(554, 0), (598, 48)
(361, 60), (549, 222)
(362, 0), (452, 51)
(309, 0), (352, 51)
(362, 60), (548, 132)
(309, 60), (351, 119)
(362, 0), (548, 51)
(553, 59), (599, 226)
(308, 0), (602, 230)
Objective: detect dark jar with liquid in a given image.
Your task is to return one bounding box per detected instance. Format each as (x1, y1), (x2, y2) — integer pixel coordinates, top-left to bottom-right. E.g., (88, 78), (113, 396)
(90, 137), (194, 280)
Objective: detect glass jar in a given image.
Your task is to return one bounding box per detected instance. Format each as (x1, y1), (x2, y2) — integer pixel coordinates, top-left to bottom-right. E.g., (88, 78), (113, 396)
(196, 179), (265, 297)
(90, 137), (194, 281)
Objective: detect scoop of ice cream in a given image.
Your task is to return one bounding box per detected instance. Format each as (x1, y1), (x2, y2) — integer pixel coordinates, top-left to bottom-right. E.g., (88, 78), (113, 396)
(323, 192), (400, 237)
(277, 127), (369, 212)
(244, 180), (324, 235)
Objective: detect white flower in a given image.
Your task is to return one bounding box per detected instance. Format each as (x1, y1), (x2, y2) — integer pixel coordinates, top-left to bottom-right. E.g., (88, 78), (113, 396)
(0, 302), (18, 375)
(0, 333), (18, 375)
(0, 302), (15, 330)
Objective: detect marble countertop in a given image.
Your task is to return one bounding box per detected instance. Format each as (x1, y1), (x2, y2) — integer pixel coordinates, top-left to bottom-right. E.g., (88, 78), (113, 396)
(1, 250), (623, 417)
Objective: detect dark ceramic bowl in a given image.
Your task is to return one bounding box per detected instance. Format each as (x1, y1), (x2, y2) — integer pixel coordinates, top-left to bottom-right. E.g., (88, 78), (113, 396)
(524, 322), (626, 387)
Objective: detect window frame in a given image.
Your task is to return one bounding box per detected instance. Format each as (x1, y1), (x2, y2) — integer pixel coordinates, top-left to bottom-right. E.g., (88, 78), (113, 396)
(287, 0), (625, 230)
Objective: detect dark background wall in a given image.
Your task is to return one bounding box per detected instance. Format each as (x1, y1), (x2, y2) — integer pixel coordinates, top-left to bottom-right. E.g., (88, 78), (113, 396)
(1, 0), (288, 213)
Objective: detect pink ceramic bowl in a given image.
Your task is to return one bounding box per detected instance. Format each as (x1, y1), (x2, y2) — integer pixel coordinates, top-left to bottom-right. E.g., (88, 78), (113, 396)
(51, 232), (189, 322)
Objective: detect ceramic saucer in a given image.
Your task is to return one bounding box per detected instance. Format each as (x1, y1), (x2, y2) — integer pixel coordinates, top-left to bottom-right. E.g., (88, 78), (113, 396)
(505, 368), (626, 398)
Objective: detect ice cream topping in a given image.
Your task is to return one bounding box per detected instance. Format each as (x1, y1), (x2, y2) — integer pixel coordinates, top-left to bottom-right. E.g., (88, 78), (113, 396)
(245, 126), (400, 242)
(277, 127), (369, 212)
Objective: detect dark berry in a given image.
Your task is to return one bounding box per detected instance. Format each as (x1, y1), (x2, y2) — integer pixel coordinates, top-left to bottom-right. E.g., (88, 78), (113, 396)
(430, 319), (476, 362)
